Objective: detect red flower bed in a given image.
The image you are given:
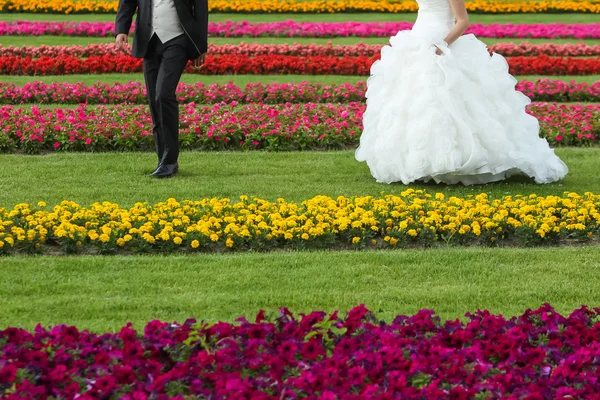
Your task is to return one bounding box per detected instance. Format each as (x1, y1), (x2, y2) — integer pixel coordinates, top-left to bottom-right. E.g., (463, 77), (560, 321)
(0, 54), (599, 76)
(508, 55), (600, 75)
(2, 42), (600, 58)
(2, 304), (600, 399)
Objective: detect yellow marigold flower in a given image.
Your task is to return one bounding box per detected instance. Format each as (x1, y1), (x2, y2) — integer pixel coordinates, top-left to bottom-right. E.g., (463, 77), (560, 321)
(389, 238), (399, 246)
(173, 237), (183, 245)
(352, 237), (361, 244)
(226, 238), (234, 247)
(142, 233), (155, 244)
(1, 191), (600, 253)
(37, 201), (47, 207)
(485, 222), (497, 230)
(536, 229), (546, 238)
(191, 240), (200, 249)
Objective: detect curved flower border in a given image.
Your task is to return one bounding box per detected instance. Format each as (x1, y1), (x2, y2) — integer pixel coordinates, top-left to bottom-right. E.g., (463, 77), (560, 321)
(1, 20), (600, 38)
(0, 102), (596, 154)
(1, 54), (599, 76)
(1, 0), (599, 13)
(2, 304), (600, 398)
(1, 190), (599, 255)
(2, 42), (600, 58)
(1, 79), (599, 106)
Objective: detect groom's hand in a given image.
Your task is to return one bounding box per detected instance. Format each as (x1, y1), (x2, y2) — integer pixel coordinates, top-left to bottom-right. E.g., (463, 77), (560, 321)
(191, 53), (207, 69)
(116, 33), (129, 48)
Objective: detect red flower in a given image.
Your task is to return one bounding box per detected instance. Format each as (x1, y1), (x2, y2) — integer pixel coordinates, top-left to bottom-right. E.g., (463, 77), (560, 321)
(114, 365), (138, 385)
(93, 351), (111, 365)
(301, 338), (325, 361)
(0, 364), (17, 384)
(94, 375), (117, 394)
(255, 310), (266, 323)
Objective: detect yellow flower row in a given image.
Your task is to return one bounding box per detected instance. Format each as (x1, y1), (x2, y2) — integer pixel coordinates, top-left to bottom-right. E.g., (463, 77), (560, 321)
(1, 190), (599, 254)
(0, 0), (598, 13)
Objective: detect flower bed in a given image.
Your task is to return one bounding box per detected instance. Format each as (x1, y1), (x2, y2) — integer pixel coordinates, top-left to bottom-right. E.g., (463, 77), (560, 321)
(0, 190), (599, 255)
(2, 20), (600, 39)
(491, 42), (600, 57)
(1, 79), (599, 106)
(0, 103), (597, 154)
(2, 304), (600, 398)
(517, 79), (600, 102)
(3, 42), (600, 58)
(1, 54), (599, 76)
(1, 0), (599, 13)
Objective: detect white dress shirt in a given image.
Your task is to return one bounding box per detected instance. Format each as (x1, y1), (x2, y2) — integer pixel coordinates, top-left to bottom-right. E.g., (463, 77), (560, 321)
(150, 0), (184, 43)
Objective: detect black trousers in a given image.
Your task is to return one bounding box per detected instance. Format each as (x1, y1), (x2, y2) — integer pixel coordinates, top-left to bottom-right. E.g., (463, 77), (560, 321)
(143, 34), (188, 166)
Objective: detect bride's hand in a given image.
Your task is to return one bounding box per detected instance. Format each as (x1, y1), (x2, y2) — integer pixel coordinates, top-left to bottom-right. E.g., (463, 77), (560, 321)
(434, 40), (449, 56)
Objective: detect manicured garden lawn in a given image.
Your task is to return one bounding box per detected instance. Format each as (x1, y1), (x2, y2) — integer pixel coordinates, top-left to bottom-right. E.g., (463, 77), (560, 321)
(0, 149), (597, 207)
(1, 7), (600, 335)
(1, 247), (600, 331)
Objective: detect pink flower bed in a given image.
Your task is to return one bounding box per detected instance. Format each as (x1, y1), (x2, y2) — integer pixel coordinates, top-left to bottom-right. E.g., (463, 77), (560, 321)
(2, 42), (600, 58)
(1, 20), (599, 39)
(1, 79), (599, 106)
(0, 102), (596, 153)
(534, 102), (600, 145)
(2, 304), (600, 399)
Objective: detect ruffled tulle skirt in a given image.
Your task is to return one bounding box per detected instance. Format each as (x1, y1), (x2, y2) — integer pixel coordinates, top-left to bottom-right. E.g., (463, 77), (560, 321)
(355, 28), (568, 185)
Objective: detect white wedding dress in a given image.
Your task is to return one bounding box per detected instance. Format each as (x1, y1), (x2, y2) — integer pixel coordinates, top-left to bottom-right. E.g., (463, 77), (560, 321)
(355, 0), (568, 185)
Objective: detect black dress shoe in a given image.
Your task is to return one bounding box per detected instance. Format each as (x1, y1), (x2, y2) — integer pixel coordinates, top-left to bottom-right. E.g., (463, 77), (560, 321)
(144, 161), (163, 176)
(151, 163), (179, 179)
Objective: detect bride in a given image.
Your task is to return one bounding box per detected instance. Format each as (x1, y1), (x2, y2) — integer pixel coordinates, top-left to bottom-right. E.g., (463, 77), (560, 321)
(355, 0), (568, 185)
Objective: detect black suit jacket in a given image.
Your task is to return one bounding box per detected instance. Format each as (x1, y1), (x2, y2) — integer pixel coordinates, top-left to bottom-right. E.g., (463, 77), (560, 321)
(115, 0), (208, 60)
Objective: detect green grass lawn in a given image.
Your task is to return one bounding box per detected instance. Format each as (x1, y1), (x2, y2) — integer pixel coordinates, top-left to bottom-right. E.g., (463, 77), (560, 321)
(1, 247), (600, 331)
(0, 12), (598, 24)
(3, 35), (599, 47)
(0, 149), (596, 208)
(1, 10), (599, 334)
(0, 150), (598, 331)
(2, 73), (598, 86)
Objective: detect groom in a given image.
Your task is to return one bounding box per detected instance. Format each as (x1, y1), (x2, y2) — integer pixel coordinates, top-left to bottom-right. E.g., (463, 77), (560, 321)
(115, 0), (208, 178)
